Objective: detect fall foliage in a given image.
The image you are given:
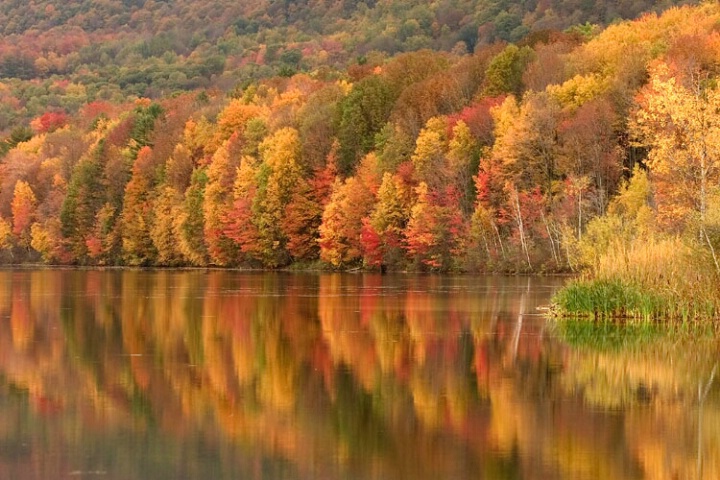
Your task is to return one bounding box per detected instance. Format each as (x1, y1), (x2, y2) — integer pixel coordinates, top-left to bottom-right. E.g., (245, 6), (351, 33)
(0, 4), (718, 272)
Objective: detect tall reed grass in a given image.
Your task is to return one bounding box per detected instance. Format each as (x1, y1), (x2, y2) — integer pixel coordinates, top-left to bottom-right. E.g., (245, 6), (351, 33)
(553, 237), (720, 322)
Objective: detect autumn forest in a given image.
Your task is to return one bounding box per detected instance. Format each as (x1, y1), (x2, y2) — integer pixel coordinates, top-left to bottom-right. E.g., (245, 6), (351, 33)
(0, 1), (718, 274)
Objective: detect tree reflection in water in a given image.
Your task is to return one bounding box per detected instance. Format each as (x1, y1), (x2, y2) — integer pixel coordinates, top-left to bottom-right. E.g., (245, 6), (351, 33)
(0, 270), (717, 479)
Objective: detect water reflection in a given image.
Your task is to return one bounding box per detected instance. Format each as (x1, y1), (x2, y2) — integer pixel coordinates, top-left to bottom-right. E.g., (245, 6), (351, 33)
(0, 270), (717, 479)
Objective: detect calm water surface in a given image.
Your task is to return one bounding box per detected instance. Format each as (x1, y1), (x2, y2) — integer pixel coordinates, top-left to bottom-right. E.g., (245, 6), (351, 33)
(0, 270), (718, 479)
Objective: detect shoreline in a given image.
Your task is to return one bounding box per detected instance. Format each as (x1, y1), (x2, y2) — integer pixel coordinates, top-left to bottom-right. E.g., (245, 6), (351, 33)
(0, 262), (577, 277)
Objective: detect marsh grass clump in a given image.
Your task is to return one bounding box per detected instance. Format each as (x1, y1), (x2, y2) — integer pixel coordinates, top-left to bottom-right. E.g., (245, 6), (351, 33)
(553, 275), (720, 323)
(554, 236), (720, 322)
(552, 278), (668, 321)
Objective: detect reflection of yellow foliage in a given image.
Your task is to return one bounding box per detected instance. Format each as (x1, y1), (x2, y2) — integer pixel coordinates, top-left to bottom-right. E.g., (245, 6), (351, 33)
(488, 379), (520, 453)
(410, 373), (470, 430)
(0, 272), (10, 313)
(259, 361), (297, 412)
(232, 331), (256, 388)
(410, 374), (442, 428)
(404, 290), (441, 366)
(445, 376), (469, 427)
(626, 404), (720, 479)
(550, 429), (628, 480)
(369, 309), (409, 376)
(203, 325), (235, 402)
(561, 335), (720, 478)
(563, 341), (718, 408)
(10, 292), (34, 351)
(319, 275), (379, 391)
(6, 269), (720, 479)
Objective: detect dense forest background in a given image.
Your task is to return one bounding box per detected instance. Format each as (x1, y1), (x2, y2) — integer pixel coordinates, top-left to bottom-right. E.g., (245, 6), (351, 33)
(0, 0), (693, 130)
(0, 0), (716, 271)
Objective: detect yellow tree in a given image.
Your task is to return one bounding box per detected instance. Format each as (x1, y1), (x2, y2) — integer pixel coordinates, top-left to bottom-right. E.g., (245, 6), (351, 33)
(176, 168), (209, 266)
(224, 155), (261, 262)
(490, 92), (561, 193)
(447, 119), (480, 213)
(150, 186), (185, 266)
(120, 146), (157, 265)
(632, 62), (720, 272)
(203, 138), (240, 266)
(253, 127), (304, 267)
(215, 101), (266, 144)
(0, 217), (11, 251)
(365, 172), (414, 267)
(411, 116), (448, 187)
(11, 180), (37, 248)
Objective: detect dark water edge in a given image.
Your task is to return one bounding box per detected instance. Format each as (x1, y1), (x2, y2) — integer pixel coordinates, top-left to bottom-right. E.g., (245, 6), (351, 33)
(0, 269), (717, 479)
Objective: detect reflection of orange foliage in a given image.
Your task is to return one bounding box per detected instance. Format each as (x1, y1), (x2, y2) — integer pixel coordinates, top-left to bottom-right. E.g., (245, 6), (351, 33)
(0, 272), (10, 313)
(473, 339), (490, 395)
(5, 270), (720, 480)
(404, 291), (434, 365)
(625, 404), (720, 480)
(30, 394), (63, 415)
(10, 285), (33, 350)
(318, 275), (379, 391)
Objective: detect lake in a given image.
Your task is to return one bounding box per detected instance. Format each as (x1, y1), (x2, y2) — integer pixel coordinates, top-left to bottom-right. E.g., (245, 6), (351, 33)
(0, 269), (718, 479)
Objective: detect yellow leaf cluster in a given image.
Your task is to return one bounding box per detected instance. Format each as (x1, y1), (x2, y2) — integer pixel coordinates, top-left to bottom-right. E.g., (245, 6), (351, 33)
(0, 217), (11, 249)
(546, 74), (608, 109)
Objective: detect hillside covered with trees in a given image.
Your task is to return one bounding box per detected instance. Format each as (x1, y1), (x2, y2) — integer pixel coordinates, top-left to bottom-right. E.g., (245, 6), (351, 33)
(0, 0), (694, 130)
(0, 3), (718, 274)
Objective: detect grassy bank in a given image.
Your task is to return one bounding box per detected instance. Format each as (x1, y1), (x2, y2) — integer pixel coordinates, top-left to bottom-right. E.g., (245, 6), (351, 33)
(552, 236), (720, 323)
(552, 277), (720, 322)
